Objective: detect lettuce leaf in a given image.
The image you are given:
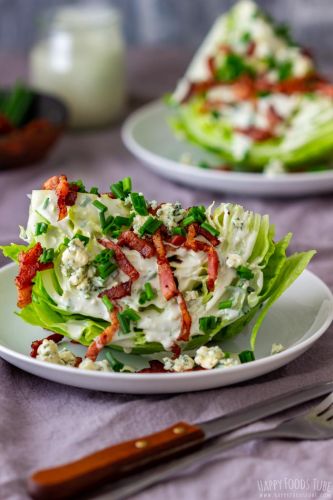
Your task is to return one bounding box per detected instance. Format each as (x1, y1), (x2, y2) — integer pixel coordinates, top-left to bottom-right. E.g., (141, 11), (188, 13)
(0, 243), (31, 262)
(250, 249), (316, 349)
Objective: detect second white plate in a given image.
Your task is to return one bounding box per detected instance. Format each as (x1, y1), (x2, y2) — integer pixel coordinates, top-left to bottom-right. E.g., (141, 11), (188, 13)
(0, 263), (332, 394)
(122, 100), (333, 197)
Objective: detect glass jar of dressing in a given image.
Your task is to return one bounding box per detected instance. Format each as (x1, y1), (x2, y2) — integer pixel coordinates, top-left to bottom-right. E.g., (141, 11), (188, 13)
(29, 4), (126, 129)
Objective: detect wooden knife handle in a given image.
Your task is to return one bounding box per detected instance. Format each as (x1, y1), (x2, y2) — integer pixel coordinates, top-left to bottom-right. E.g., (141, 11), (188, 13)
(27, 421), (205, 499)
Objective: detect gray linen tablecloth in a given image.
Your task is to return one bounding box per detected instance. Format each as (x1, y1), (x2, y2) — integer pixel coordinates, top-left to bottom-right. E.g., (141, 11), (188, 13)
(0, 50), (333, 500)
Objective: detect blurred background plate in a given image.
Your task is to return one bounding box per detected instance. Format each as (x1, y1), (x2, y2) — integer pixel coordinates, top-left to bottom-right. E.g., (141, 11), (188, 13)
(122, 100), (333, 197)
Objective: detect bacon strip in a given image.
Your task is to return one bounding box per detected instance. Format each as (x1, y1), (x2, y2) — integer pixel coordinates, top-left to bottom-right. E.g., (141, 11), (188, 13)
(185, 224), (219, 292)
(207, 247), (219, 292)
(152, 230), (178, 301)
(235, 126), (274, 142)
(98, 280), (132, 301)
(15, 242), (54, 308)
(42, 175), (78, 221)
(98, 239), (140, 281)
(117, 230), (155, 258)
(30, 333), (64, 358)
(86, 308), (119, 362)
(177, 293), (192, 342)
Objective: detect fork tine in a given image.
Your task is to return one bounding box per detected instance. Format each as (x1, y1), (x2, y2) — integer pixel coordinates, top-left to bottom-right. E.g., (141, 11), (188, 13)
(320, 405), (333, 421)
(312, 392), (333, 416)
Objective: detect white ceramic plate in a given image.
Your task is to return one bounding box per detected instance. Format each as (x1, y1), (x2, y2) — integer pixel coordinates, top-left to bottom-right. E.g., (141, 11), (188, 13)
(122, 100), (333, 197)
(0, 264), (332, 394)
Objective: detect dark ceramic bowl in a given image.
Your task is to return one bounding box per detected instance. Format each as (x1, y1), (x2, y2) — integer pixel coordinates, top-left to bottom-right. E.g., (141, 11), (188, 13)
(0, 90), (68, 169)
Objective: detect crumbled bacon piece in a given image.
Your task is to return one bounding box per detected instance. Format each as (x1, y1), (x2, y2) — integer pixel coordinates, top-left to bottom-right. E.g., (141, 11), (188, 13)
(235, 126), (274, 142)
(117, 231), (155, 258)
(98, 280), (132, 301)
(177, 293), (192, 342)
(169, 235), (186, 247)
(138, 360), (170, 373)
(314, 81), (333, 98)
(266, 105), (282, 129)
(42, 175), (79, 221)
(171, 343), (181, 359)
(86, 308), (119, 362)
(74, 356), (82, 368)
(98, 239), (140, 281)
(207, 56), (216, 78)
(246, 41), (256, 57)
(15, 242), (54, 308)
(30, 333), (64, 358)
(152, 230), (178, 301)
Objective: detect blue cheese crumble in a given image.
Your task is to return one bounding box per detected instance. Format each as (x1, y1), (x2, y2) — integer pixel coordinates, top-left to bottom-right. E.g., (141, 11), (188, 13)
(194, 346), (224, 369)
(36, 339), (77, 366)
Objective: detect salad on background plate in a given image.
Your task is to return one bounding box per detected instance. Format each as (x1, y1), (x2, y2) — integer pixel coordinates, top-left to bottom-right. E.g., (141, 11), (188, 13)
(169, 0), (333, 174)
(0, 175), (315, 373)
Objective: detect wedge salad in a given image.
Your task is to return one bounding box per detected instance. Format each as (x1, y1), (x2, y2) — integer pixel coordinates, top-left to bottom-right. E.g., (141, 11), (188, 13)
(1, 175), (315, 372)
(170, 0), (333, 173)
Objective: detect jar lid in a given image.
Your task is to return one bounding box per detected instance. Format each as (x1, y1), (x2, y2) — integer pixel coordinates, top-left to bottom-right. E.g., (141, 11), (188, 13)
(49, 3), (120, 31)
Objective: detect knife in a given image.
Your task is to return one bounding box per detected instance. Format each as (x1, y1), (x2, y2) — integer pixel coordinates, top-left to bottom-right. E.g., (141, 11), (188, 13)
(27, 380), (333, 500)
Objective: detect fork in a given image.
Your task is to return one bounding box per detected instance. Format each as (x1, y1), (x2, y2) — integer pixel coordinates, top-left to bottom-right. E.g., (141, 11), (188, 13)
(99, 393), (333, 500)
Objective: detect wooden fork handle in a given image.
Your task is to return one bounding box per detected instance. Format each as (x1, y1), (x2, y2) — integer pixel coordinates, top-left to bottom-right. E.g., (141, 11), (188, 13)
(27, 421), (205, 499)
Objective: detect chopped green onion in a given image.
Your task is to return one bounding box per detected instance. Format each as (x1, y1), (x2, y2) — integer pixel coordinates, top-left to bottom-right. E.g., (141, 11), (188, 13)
(105, 351), (124, 372)
(199, 316), (221, 334)
(183, 206), (206, 226)
(90, 187), (99, 195)
(239, 350), (255, 363)
(111, 177), (132, 200)
(63, 237), (70, 246)
(122, 177), (132, 194)
(92, 200), (107, 212)
(117, 312), (130, 334)
(138, 216), (162, 237)
(94, 248), (114, 263)
(111, 182), (125, 200)
(130, 192), (148, 215)
(111, 230), (122, 239)
(42, 197), (50, 209)
(144, 282), (155, 300)
(237, 266), (254, 280)
(99, 212), (106, 228)
(74, 233), (89, 246)
(98, 262), (117, 279)
(182, 215), (197, 227)
(93, 249), (117, 279)
(211, 110), (221, 120)
(122, 308), (141, 322)
(35, 222), (48, 236)
(39, 248), (54, 263)
(241, 31), (251, 44)
(201, 222), (219, 237)
(218, 299), (233, 310)
(113, 216), (132, 228)
(101, 295), (114, 311)
(139, 291), (147, 305)
(171, 227), (186, 236)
